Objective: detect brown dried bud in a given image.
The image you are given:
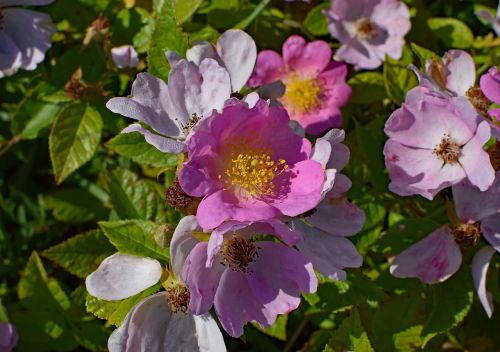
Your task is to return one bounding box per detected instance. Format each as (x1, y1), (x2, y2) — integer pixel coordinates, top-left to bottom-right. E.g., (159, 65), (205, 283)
(452, 223), (481, 248)
(165, 179), (200, 214)
(64, 68), (86, 100)
(487, 141), (500, 171)
(91, 13), (109, 33)
(83, 13), (110, 45)
(466, 86), (492, 117)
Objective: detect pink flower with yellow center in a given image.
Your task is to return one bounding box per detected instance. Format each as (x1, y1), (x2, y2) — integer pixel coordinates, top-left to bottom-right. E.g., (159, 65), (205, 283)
(178, 99), (325, 230)
(248, 35), (351, 136)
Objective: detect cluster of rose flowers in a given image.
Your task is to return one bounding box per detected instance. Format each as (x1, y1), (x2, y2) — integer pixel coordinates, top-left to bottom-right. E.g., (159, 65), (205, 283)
(0, 0), (499, 351)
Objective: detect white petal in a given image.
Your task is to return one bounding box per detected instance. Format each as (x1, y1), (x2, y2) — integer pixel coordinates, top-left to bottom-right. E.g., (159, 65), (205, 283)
(311, 138), (332, 168)
(199, 58), (232, 116)
(86, 253), (162, 300)
(243, 92), (260, 108)
(121, 124), (186, 154)
(108, 292), (226, 352)
(216, 29), (257, 92)
(442, 50), (476, 96)
(320, 169), (337, 198)
(170, 216), (201, 278)
(471, 247), (495, 318)
(186, 42), (220, 66)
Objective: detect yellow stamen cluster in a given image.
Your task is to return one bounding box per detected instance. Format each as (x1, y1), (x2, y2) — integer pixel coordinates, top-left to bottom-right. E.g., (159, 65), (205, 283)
(219, 134), (288, 200)
(281, 73), (323, 116)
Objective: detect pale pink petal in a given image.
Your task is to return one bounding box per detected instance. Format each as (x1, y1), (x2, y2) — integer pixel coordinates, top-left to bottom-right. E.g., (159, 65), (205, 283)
(248, 50), (285, 87)
(216, 29), (257, 92)
(86, 253), (162, 300)
(442, 50), (476, 96)
(471, 247), (495, 318)
(390, 227), (462, 284)
(111, 45), (139, 69)
(479, 66), (500, 104)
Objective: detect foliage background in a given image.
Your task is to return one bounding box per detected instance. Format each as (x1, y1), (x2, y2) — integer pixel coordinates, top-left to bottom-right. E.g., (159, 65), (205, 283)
(0, 0), (499, 351)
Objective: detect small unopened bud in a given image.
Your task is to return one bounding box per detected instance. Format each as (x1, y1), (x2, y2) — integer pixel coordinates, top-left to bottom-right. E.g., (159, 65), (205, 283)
(165, 179), (200, 214)
(452, 223), (481, 247)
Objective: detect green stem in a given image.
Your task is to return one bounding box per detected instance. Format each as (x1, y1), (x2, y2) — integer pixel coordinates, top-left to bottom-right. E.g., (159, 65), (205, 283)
(235, 0), (271, 30)
(283, 317), (309, 352)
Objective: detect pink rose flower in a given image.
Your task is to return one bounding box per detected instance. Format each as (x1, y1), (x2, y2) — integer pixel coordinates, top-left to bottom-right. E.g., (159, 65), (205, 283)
(248, 36), (351, 136)
(178, 99), (325, 230)
(384, 86), (494, 200)
(180, 216), (317, 337)
(324, 0), (411, 70)
(391, 172), (499, 316)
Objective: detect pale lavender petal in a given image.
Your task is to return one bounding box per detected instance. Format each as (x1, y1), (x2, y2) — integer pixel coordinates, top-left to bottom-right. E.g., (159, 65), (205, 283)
(2, 9), (55, 71)
(111, 45), (139, 69)
(198, 58), (232, 115)
(309, 196), (365, 237)
(390, 227), (462, 284)
(121, 124), (186, 154)
(165, 50), (183, 67)
(170, 216), (202, 278)
(216, 29), (257, 92)
(471, 247), (495, 318)
(0, 32), (22, 78)
(0, 322), (17, 352)
(481, 215), (500, 253)
(86, 253), (162, 301)
(442, 50), (476, 96)
(186, 42), (220, 66)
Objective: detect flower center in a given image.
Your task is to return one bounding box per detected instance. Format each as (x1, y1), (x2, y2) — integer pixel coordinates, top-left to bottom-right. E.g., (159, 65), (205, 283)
(452, 223), (481, 247)
(356, 18), (376, 39)
(433, 135), (462, 164)
(220, 236), (259, 273)
(181, 113), (202, 137)
(281, 73), (323, 115)
(466, 86), (492, 117)
(165, 283), (190, 313)
(487, 141), (500, 171)
(219, 135), (288, 200)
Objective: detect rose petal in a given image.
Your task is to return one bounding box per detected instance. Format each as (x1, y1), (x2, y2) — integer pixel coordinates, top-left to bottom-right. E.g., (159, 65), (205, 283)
(471, 247), (495, 318)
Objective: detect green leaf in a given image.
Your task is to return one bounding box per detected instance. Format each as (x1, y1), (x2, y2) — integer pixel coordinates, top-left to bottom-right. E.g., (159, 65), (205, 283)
(394, 325), (423, 352)
(303, 4), (329, 36)
(107, 132), (178, 168)
(49, 102), (103, 184)
(43, 188), (108, 223)
(106, 168), (167, 222)
(174, 0), (203, 23)
(13, 252), (78, 351)
(86, 284), (161, 326)
(372, 290), (426, 352)
(99, 220), (169, 262)
(329, 308), (375, 352)
(42, 230), (116, 279)
(383, 49), (418, 104)
(348, 72), (387, 104)
(410, 42), (440, 67)
(252, 314), (287, 341)
(421, 265), (474, 345)
(148, 0), (188, 81)
(427, 18), (474, 49)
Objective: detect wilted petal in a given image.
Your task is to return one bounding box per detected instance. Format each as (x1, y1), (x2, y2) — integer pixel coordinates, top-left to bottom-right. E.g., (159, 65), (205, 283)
(390, 227), (462, 284)
(471, 247), (495, 318)
(108, 292), (226, 352)
(216, 29), (257, 92)
(86, 253), (162, 300)
(121, 124), (186, 154)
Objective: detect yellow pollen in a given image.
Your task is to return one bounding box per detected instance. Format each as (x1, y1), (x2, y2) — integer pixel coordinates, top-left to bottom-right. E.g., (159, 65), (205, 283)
(281, 73), (323, 116)
(219, 134), (288, 201)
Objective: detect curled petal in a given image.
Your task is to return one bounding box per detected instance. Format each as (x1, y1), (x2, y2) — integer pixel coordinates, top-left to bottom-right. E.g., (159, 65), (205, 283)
(471, 247), (495, 318)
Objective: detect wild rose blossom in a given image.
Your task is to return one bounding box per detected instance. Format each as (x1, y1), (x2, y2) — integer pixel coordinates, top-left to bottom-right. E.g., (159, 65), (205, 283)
(178, 99), (325, 230)
(390, 172), (499, 316)
(0, 0), (56, 78)
(180, 216), (317, 337)
(111, 45), (139, 69)
(0, 322), (17, 352)
(384, 86), (494, 200)
(410, 50), (499, 138)
(324, 0), (411, 70)
(107, 57), (232, 154)
(248, 36), (351, 136)
(289, 129), (365, 280)
(168, 29), (257, 93)
(86, 221), (226, 352)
